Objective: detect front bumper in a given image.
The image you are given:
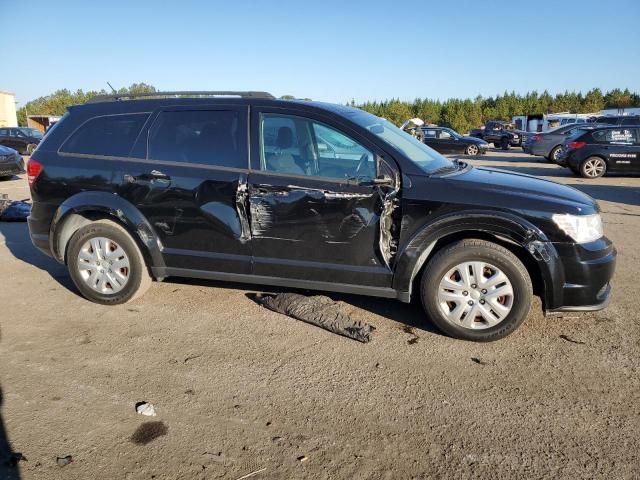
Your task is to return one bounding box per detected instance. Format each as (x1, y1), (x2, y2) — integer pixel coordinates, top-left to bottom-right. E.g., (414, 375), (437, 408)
(546, 237), (616, 312)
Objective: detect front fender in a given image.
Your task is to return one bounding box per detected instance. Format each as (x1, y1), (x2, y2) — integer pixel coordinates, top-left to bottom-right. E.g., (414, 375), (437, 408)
(392, 210), (564, 308)
(50, 191), (165, 270)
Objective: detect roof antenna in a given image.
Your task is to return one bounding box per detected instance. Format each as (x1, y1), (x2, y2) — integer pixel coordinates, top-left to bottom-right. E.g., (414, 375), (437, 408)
(106, 82), (117, 94)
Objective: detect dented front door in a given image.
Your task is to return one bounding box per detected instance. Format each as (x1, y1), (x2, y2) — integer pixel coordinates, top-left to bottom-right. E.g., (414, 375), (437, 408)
(246, 173), (394, 287)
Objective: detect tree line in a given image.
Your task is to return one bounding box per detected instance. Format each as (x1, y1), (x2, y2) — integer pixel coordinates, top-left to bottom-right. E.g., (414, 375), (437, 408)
(18, 84), (640, 134)
(353, 88), (640, 133)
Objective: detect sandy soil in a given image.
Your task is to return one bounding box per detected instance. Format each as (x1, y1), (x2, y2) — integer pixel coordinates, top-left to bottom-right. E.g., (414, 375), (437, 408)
(0, 150), (638, 479)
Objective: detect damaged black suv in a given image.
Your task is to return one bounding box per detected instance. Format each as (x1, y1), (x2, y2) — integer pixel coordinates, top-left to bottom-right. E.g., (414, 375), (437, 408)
(27, 91), (616, 341)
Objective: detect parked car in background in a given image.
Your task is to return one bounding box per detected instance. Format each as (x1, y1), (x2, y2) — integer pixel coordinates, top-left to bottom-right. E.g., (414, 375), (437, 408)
(27, 91), (616, 342)
(469, 121), (525, 149)
(556, 126), (640, 178)
(0, 127), (43, 154)
(420, 126), (489, 155)
(522, 123), (602, 162)
(588, 115), (640, 126)
(0, 144), (25, 179)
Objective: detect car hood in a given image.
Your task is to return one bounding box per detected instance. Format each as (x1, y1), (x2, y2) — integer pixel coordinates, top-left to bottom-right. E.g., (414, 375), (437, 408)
(409, 165), (598, 216)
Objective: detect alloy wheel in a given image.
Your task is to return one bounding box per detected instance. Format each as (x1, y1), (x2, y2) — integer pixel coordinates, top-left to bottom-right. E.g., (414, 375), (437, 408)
(583, 158), (605, 178)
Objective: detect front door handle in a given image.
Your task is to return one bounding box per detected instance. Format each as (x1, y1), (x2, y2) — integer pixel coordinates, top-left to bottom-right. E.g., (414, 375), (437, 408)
(124, 170), (171, 184)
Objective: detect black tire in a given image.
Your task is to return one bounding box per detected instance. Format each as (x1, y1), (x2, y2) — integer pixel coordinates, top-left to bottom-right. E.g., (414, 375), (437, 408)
(66, 220), (152, 305)
(579, 156), (607, 178)
(546, 145), (562, 163)
(500, 137), (510, 150)
(420, 239), (533, 342)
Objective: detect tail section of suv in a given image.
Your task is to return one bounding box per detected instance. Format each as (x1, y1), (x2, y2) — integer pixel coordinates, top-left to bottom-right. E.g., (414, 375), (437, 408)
(28, 91), (616, 341)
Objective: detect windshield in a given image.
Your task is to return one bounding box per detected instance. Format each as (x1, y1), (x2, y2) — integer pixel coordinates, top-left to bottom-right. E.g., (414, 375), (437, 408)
(337, 107), (452, 174)
(19, 128), (43, 138)
(445, 128), (463, 139)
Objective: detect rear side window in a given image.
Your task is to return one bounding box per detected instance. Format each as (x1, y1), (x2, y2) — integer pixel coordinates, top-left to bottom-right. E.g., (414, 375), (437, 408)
(148, 110), (246, 168)
(621, 116), (640, 126)
(61, 113), (148, 156)
(591, 129), (637, 144)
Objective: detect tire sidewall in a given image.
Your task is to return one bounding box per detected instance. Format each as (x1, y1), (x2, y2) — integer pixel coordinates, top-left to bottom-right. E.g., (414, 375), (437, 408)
(421, 244), (532, 342)
(67, 222), (145, 305)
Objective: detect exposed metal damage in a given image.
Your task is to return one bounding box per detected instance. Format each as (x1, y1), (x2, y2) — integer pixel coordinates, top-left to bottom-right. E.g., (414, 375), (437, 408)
(235, 178), (251, 242)
(255, 292), (375, 343)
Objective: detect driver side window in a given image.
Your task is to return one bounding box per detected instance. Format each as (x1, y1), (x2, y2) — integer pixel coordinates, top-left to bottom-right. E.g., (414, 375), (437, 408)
(260, 113), (375, 181)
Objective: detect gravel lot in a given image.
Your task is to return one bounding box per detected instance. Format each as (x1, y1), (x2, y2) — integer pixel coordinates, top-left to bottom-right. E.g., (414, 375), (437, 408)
(1, 150), (638, 479)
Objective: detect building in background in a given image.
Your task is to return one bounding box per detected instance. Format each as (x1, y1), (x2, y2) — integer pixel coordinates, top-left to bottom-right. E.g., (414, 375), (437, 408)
(27, 115), (62, 133)
(0, 91), (18, 128)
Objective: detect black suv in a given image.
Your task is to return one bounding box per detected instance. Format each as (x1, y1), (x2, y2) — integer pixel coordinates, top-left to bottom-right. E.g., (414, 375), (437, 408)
(469, 121), (524, 149)
(27, 91), (616, 341)
(556, 125), (640, 178)
(0, 127), (43, 154)
(588, 115), (640, 126)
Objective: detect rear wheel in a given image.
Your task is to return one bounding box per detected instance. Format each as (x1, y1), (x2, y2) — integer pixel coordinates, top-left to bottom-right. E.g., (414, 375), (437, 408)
(465, 144), (479, 156)
(548, 145), (562, 163)
(66, 220), (151, 305)
(420, 239), (532, 342)
(580, 156), (606, 178)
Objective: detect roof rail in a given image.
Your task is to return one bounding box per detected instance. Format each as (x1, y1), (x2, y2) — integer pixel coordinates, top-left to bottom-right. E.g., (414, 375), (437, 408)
(86, 91), (275, 103)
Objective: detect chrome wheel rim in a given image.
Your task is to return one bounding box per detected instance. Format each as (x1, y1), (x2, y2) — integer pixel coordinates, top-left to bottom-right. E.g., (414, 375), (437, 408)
(437, 261), (514, 330)
(584, 158), (605, 177)
(77, 237), (130, 294)
(552, 148), (560, 160)
(468, 145), (478, 155)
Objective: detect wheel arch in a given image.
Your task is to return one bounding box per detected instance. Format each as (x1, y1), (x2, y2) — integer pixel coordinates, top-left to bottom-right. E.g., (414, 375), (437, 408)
(393, 211), (562, 309)
(50, 191), (165, 274)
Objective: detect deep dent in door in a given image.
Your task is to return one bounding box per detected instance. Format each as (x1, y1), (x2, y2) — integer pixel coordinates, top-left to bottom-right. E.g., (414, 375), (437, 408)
(233, 180), (401, 267)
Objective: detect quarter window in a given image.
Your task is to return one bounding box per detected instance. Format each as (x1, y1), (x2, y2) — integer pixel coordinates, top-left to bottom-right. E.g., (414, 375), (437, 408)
(148, 110), (245, 168)
(61, 114), (148, 157)
(259, 113), (375, 180)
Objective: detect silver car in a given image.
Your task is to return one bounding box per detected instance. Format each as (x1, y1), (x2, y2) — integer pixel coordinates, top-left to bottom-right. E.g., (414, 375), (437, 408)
(523, 124), (601, 162)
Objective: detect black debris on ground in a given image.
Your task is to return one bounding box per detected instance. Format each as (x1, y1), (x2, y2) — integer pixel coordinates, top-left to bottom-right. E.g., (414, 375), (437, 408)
(0, 195), (31, 222)
(471, 357), (488, 365)
(256, 293), (375, 343)
(559, 334), (586, 345)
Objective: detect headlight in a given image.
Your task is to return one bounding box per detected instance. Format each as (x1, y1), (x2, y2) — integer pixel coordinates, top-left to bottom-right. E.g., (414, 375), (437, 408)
(552, 213), (603, 243)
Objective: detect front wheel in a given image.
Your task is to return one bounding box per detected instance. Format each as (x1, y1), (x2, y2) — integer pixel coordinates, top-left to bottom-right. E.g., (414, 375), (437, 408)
(580, 156), (606, 178)
(67, 220), (152, 305)
(420, 239), (533, 342)
(500, 137), (510, 150)
(465, 144), (479, 156)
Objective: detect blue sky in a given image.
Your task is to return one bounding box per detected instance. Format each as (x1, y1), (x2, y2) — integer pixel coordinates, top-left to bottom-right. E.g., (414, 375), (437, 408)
(1, 0), (639, 106)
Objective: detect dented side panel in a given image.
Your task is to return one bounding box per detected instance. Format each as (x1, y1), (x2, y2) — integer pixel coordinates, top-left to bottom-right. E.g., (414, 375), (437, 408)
(246, 173), (395, 287)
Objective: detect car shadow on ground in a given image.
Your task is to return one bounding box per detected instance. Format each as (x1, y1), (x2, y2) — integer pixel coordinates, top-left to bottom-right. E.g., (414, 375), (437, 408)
(169, 276), (442, 337)
(0, 328), (21, 479)
(0, 222), (72, 291)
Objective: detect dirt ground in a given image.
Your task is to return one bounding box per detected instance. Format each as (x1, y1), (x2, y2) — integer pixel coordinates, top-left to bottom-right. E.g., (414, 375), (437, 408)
(1, 150), (638, 480)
